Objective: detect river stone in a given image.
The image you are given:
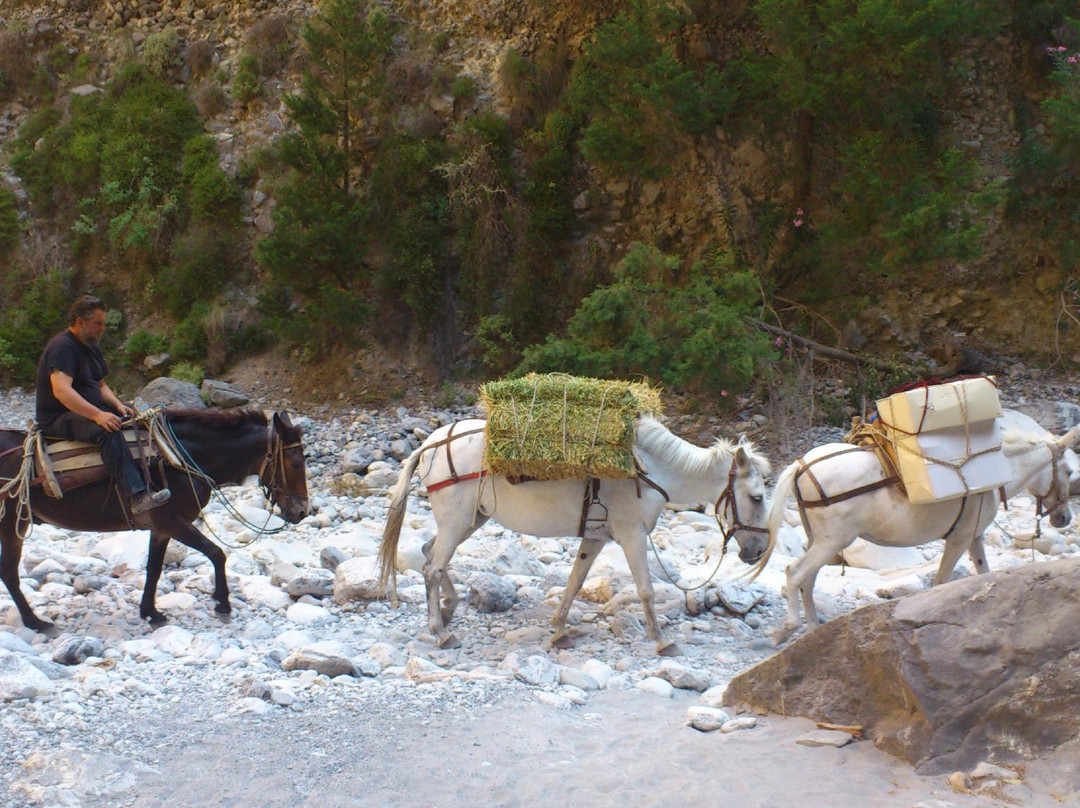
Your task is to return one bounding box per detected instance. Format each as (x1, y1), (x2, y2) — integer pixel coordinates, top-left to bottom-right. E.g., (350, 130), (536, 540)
(467, 573), (518, 613)
(724, 557), (1080, 774)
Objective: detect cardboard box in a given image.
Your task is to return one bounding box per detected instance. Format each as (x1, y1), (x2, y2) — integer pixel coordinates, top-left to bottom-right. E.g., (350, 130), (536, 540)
(888, 419), (1012, 504)
(877, 377), (1002, 434)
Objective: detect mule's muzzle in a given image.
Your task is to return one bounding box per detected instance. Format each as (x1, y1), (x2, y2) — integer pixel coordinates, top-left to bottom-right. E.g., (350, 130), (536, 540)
(739, 547), (766, 564)
(1050, 508), (1072, 529)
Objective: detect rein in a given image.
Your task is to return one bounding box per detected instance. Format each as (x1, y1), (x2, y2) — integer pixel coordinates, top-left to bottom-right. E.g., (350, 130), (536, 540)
(158, 416), (294, 546)
(648, 461), (764, 596)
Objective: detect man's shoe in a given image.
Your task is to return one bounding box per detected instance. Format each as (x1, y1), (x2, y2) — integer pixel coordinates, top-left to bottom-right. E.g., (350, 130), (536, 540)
(131, 488), (171, 514)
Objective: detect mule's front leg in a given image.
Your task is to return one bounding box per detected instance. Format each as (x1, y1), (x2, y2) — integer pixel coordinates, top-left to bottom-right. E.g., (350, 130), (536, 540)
(0, 528), (53, 632)
(551, 537), (604, 649)
(621, 531), (680, 656)
(153, 515), (231, 619)
(140, 532), (170, 625)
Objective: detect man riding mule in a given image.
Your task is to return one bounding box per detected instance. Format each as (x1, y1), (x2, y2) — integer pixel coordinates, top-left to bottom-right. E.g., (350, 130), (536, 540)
(36, 294), (170, 515)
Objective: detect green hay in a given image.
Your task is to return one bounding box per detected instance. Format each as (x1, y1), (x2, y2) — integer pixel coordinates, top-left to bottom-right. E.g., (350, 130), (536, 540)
(479, 373), (663, 480)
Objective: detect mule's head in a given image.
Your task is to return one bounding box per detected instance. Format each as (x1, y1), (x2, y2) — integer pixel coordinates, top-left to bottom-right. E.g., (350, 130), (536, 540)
(1043, 429), (1078, 529)
(717, 439), (770, 564)
(261, 411), (310, 523)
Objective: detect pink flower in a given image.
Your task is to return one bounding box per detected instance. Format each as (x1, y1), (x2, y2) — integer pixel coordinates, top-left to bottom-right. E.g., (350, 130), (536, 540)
(1058, 46), (1068, 52)
(796, 208), (804, 216)
(1069, 56), (1078, 64)
(720, 390), (729, 397)
(774, 337), (783, 347)
(793, 218), (804, 228)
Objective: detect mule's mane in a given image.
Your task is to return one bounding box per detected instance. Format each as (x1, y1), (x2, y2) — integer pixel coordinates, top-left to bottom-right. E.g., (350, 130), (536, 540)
(1000, 425), (1051, 457)
(635, 416), (769, 474)
(164, 407), (268, 428)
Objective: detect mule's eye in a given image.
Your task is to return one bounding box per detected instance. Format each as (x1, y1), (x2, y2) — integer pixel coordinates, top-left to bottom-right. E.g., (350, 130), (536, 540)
(751, 494), (763, 503)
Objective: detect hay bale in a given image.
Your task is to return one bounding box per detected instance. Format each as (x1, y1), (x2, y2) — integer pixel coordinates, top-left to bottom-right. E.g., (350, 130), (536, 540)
(479, 373), (663, 480)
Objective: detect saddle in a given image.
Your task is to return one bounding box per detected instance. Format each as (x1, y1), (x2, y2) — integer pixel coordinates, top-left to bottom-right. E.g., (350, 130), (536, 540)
(33, 424), (163, 499)
(842, 416), (907, 498)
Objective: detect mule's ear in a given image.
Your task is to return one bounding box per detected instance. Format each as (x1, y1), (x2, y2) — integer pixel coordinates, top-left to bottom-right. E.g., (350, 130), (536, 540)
(1055, 427), (1080, 453)
(735, 444), (750, 469)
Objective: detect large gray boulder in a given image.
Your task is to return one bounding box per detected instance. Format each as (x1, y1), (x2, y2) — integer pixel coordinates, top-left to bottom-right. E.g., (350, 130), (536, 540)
(138, 377), (205, 410)
(723, 557), (1080, 774)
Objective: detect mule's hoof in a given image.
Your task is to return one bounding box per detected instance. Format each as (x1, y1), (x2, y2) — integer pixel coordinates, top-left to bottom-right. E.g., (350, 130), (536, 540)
(551, 633), (575, 650)
(656, 641), (682, 657)
(438, 634), (462, 649)
(143, 609), (168, 627)
(215, 602), (232, 615)
(214, 611), (233, 624)
(771, 627), (793, 647)
(24, 616), (55, 634)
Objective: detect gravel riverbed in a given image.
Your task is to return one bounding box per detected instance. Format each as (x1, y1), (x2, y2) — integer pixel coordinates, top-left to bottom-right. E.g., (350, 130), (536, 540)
(2, 377), (1079, 807)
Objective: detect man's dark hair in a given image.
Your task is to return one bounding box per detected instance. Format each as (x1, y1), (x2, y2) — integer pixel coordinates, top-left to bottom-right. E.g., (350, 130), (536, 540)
(68, 294), (106, 325)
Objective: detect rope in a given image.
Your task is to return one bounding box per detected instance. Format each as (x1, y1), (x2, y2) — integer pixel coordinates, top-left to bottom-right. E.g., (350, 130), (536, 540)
(0, 426), (38, 539)
(156, 416), (288, 547)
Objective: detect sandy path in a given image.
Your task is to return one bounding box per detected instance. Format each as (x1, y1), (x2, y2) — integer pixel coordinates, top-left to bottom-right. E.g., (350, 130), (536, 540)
(39, 687), (1071, 808)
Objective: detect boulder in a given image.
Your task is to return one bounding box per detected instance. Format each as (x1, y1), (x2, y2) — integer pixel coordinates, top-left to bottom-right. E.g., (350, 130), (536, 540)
(139, 377), (205, 410)
(723, 557), (1080, 773)
(201, 379), (250, 408)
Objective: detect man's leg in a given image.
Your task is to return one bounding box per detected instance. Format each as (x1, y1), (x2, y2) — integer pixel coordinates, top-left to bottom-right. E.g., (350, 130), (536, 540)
(44, 412), (146, 496)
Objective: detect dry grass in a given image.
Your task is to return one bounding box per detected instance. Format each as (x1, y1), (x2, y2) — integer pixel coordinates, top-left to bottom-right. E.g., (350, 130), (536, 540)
(480, 373), (663, 480)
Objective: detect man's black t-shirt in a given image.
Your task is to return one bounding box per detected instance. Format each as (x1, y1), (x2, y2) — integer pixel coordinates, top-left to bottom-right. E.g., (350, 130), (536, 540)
(36, 330), (108, 428)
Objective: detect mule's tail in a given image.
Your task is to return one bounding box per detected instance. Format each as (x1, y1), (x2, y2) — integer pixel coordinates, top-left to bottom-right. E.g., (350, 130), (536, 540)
(748, 458), (799, 580)
(377, 445), (425, 604)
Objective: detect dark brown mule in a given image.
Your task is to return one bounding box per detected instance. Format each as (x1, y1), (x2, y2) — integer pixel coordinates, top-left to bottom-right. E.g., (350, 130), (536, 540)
(0, 408), (309, 631)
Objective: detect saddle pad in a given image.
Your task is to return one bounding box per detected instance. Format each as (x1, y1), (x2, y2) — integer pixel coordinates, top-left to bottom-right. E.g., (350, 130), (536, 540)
(43, 429), (159, 474)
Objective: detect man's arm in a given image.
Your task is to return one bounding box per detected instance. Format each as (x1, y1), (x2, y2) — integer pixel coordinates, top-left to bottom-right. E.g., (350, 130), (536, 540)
(50, 370), (123, 432)
(100, 381), (136, 419)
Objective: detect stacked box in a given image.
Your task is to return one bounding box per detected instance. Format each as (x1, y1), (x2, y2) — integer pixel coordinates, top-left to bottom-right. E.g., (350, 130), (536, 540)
(876, 377), (1011, 504)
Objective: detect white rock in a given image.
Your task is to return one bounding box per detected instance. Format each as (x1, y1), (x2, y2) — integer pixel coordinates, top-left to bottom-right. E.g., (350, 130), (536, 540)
(239, 576), (293, 610)
(286, 602), (335, 625)
(636, 676), (674, 698)
(155, 592), (197, 612)
(687, 705), (730, 731)
(582, 659), (615, 687)
(721, 716), (757, 733)
(151, 625), (195, 656)
(0, 650), (55, 701)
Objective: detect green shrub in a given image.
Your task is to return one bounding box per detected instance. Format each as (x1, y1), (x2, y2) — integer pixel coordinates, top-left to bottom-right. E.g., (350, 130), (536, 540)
(450, 74), (478, 102)
(169, 304), (210, 362)
(568, 2), (730, 178)
(141, 28), (181, 77)
(169, 361), (205, 386)
(158, 224), (237, 317)
(232, 53), (261, 104)
(0, 267), (73, 384)
(517, 244), (775, 396)
(0, 186), (18, 253)
(182, 136), (240, 221)
(125, 329), (169, 361)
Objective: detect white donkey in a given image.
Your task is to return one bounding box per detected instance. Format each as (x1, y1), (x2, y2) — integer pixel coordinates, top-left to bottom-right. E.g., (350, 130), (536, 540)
(759, 412), (1077, 644)
(378, 416), (771, 655)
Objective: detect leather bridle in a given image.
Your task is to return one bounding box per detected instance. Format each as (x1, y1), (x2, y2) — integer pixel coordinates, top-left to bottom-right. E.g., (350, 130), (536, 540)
(258, 422), (307, 515)
(713, 462), (768, 556)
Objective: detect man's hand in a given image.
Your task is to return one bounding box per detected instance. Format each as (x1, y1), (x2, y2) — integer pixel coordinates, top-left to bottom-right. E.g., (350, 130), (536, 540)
(92, 409), (123, 432)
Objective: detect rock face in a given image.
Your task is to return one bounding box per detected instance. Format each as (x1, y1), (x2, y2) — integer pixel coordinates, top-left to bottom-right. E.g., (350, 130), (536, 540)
(723, 557), (1080, 774)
